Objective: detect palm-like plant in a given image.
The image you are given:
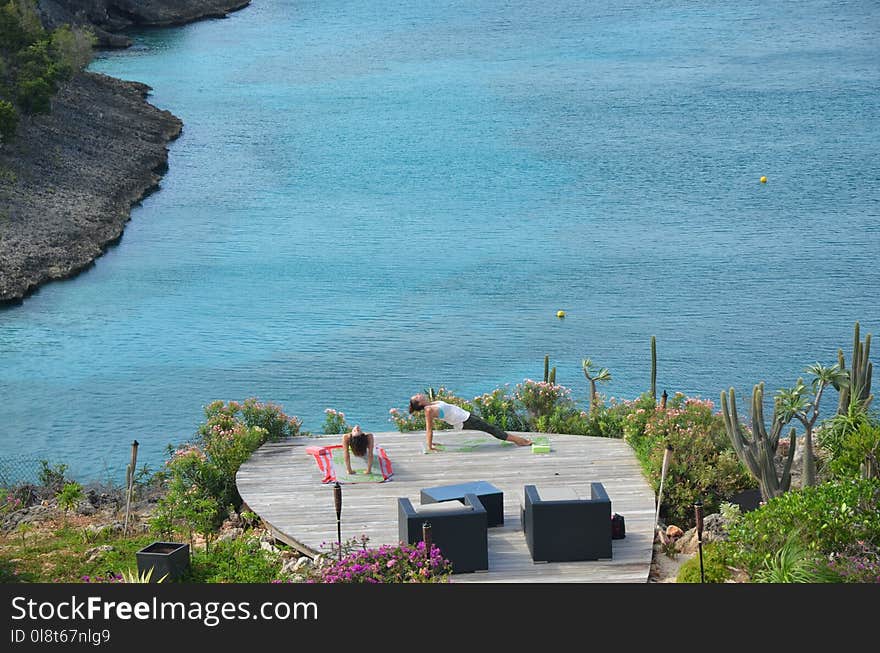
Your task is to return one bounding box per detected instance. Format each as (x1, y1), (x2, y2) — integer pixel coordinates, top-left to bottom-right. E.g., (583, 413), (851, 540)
(56, 482), (84, 527)
(582, 359), (611, 412)
(776, 363), (849, 488)
(121, 567), (167, 583)
(752, 531), (838, 583)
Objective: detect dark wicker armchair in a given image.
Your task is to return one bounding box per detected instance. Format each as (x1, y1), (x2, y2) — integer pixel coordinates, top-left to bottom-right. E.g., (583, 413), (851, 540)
(398, 492), (488, 573)
(521, 483), (612, 562)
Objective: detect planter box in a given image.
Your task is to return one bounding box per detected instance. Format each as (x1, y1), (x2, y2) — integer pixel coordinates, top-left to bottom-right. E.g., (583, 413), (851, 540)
(136, 542), (190, 582)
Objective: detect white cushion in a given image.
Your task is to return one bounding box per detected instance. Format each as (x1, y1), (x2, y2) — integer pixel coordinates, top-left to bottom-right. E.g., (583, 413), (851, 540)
(418, 501), (473, 515)
(536, 487), (580, 501)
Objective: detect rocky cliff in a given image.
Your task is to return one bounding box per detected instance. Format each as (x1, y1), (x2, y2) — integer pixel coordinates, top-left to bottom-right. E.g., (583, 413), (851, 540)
(38, 0), (251, 47)
(0, 72), (182, 304)
(0, 1), (248, 304)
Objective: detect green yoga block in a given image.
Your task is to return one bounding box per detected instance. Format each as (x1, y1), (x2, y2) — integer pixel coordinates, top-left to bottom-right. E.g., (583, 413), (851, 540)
(531, 436), (550, 454)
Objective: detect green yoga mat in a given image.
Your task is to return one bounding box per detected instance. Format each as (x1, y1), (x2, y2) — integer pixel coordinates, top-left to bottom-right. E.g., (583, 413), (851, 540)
(421, 436), (516, 454)
(330, 449), (387, 483)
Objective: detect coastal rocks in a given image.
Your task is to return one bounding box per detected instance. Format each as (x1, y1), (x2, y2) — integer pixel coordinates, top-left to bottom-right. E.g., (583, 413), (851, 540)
(75, 499), (97, 516)
(84, 544), (115, 562)
(37, 0), (251, 48)
(216, 527), (244, 543)
(0, 71), (182, 304)
(0, 504), (54, 533)
(675, 514), (729, 555)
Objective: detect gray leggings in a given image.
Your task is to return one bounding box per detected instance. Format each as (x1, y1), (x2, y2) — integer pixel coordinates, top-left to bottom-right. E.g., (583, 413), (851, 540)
(462, 414), (509, 441)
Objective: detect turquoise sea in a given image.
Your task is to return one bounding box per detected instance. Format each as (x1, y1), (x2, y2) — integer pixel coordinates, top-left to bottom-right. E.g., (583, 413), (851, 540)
(1, 0), (878, 482)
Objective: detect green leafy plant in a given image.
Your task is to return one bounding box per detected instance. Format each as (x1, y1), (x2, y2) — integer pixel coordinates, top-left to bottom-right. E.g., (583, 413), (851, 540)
(56, 481), (84, 524)
(752, 531), (838, 583)
(718, 501), (742, 525)
(676, 542), (732, 583)
(471, 385), (530, 432)
(0, 98), (17, 142)
(725, 478), (880, 576)
(239, 510), (259, 529)
(152, 398), (302, 544)
(15, 521), (33, 550)
(38, 460), (68, 493)
(188, 535), (284, 583)
(820, 411), (880, 481)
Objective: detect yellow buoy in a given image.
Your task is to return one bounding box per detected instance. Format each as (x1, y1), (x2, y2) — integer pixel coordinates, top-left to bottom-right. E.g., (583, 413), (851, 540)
(760, 176), (767, 183)
(556, 310), (566, 319)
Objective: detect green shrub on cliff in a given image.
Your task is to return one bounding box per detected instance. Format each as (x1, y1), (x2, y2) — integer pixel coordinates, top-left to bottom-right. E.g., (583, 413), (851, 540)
(150, 399), (303, 543)
(0, 98), (16, 141)
(0, 0), (95, 133)
(0, 0), (43, 51)
(50, 24), (95, 77)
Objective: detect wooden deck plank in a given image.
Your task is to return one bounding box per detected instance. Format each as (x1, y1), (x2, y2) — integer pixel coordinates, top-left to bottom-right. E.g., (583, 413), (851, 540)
(236, 431), (656, 582)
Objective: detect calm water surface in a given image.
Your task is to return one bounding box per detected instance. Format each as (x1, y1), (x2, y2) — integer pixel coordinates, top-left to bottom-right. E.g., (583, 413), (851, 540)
(1, 0), (878, 481)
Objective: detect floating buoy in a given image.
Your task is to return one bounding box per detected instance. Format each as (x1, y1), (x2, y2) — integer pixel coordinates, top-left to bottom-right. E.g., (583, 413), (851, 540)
(556, 310), (566, 319)
(760, 176), (767, 183)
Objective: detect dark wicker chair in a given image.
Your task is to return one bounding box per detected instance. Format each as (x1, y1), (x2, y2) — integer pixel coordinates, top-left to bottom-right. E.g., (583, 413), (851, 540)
(521, 483), (612, 562)
(398, 492), (489, 573)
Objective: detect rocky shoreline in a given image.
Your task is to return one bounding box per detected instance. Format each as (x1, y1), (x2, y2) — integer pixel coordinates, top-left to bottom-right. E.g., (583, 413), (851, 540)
(39, 0), (252, 48)
(0, 72), (182, 304)
(0, 1), (250, 305)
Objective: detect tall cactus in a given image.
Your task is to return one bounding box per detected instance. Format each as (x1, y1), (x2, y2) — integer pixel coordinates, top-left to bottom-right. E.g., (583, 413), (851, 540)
(543, 355), (550, 383)
(650, 336), (657, 401)
(837, 321), (873, 414)
(548, 367), (556, 385)
(721, 383), (797, 500)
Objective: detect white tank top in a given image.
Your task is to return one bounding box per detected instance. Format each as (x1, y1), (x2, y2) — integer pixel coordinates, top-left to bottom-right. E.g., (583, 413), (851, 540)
(433, 401), (470, 429)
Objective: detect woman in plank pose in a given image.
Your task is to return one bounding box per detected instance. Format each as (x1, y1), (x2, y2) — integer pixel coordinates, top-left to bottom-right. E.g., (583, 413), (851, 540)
(408, 394), (532, 452)
(341, 424), (375, 475)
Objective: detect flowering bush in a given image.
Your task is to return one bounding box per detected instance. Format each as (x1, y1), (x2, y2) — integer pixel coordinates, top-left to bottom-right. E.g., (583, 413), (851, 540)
(312, 541), (451, 583)
(200, 398), (302, 442)
(322, 408), (350, 435)
(534, 406), (590, 434)
(472, 385), (530, 432)
(514, 379), (573, 420)
(152, 398), (302, 543)
(826, 541), (880, 583)
(624, 393), (752, 529)
(0, 493), (23, 516)
(570, 396), (631, 438)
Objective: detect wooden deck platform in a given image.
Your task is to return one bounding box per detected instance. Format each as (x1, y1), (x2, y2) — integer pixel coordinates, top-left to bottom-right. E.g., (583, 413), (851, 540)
(236, 431), (656, 582)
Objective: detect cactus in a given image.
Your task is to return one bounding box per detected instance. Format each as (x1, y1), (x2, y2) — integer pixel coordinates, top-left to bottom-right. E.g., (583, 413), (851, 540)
(548, 367), (556, 385)
(837, 321), (873, 414)
(650, 336), (657, 401)
(543, 355), (549, 383)
(721, 383), (797, 500)
(582, 358), (612, 412)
